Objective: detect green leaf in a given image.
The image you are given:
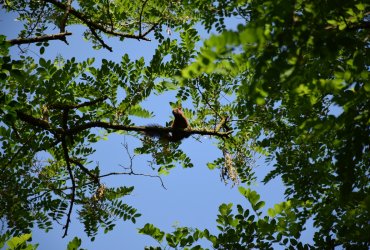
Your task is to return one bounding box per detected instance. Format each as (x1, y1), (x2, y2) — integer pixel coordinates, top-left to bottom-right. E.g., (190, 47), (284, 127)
(267, 208), (276, 217)
(253, 201), (265, 211)
(128, 105), (152, 118)
(238, 187), (260, 207)
(139, 224), (165, 242)
(7, 234), (32, 249)
(67, 237), (82, 250)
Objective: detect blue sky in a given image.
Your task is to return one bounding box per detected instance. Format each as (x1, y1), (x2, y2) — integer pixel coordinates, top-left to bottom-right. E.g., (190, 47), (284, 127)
(0, 9), (314, 249)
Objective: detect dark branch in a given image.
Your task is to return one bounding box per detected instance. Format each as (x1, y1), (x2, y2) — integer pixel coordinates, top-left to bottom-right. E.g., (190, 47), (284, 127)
(142, 22), (160, 37)
(70, 158), (100, 184)
(16, 110), (231, 139)
(139, 0), (150, 36)
(88, 27), (113, 52)
(16, 110), (62, 134)
(59, 0), (72, 32)
(8, 32), (72, 45)
(66, 121), (232, 138)
(61, 136), (75, 238)
(120, 141), (166, 189)
(347, 21), (370, 30)
(99, 171), (167, 189)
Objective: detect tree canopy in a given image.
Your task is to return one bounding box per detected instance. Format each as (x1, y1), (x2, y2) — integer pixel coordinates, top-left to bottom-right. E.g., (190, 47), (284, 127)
(0, 0), (369, 249)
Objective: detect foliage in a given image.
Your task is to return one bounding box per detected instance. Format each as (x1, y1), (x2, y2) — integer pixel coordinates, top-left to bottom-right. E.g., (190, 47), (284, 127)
(0, 233), (84, 250)
(0, 0), (369, 249)
(140, 187), (313, 249)
(177, 0), (370, 248)
(0, 233), (38, 250)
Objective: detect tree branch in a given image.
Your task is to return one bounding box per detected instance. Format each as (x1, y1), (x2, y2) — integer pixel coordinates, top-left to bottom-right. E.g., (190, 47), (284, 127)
(61, 136), (75, 238)
(139, 0), (150, 36)
(346, 21), (370, 30)
(8, 32), (72, 45)
(70, 158), (100, 184)
(88, 27), (113, 52)
(215, 116), (228, 132)
(98, 170), (167, 189)
(16, 110), (63, 134)
(66, 121), (232, 138)
(16, 110), (232, 139)
(59, 0), (72, 32)
(44, 0), (151, 41)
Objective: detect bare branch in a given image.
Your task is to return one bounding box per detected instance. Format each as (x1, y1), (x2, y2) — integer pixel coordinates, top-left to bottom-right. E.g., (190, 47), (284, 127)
(99, 171), (168, 189)
(120, 141), (166, 189)
(8, 32), (72, 45)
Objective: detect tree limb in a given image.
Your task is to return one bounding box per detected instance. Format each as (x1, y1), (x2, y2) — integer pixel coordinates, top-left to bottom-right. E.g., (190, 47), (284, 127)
(66, 121), (232, 138)
(44, 0), (151, 41)
(70, 158), (100, 184)
(139, 0), (150, 36)
(8, 32), (72, 45)
(59, 0), (72, 32)
(61, 136), (75, 238)
(16, 109), (232, 139)
(16, 110), (62, 134)
(215, 116), (228, 132)
(88, 27), (113, 52)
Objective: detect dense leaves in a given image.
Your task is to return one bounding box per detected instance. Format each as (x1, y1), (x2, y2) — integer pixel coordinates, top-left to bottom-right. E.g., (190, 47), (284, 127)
(0, 0), (369, 249)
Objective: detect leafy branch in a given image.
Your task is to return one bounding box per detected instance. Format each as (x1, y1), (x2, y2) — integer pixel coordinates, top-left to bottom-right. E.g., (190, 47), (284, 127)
(43, 0), (153, 50)
(16, 111), (232, 138)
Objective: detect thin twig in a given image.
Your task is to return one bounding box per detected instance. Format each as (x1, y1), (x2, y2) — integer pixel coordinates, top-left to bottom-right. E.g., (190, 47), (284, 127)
(105, 0), (114, 28)
(121, 141), (167, 189)
(88, 26), (113, 51)
(99, 171), (167, 189)
(194, 80), (220, 116)
(26, 0), (47, 38)
(139, 0), (150, 36)
(141, 22), (160, 37)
